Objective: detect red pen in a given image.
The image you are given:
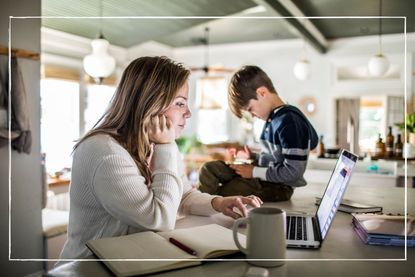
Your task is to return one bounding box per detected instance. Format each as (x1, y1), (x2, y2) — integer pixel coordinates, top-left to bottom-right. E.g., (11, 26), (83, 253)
(169, 237), (197, 256)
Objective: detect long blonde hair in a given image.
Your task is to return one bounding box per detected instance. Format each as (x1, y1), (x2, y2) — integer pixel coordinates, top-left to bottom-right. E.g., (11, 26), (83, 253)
(74, 56), (190, 182)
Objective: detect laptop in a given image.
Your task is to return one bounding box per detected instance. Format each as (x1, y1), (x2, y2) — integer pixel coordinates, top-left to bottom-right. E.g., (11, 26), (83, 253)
(286, 149), (358, 249)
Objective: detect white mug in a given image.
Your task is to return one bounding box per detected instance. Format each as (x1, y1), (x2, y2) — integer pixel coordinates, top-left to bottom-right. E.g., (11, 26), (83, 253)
(232, 207), (286, 267)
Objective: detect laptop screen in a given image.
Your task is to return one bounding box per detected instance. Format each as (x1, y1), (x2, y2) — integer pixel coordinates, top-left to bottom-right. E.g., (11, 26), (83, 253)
(316, 150), (358, 239)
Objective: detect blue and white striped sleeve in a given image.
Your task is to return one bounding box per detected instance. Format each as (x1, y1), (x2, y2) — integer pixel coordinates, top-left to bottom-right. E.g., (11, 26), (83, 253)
(264, 122), (310, 185)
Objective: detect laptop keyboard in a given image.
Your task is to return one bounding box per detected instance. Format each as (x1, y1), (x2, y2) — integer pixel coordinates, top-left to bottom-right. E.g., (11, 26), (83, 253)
(286, 216), (308, 241)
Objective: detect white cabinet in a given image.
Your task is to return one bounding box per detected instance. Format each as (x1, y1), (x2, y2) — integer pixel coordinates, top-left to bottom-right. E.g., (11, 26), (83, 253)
(304, 158), (398, 188)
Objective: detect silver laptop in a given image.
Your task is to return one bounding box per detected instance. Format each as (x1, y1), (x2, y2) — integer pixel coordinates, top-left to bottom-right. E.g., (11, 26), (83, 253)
(286, 149), (358, 249)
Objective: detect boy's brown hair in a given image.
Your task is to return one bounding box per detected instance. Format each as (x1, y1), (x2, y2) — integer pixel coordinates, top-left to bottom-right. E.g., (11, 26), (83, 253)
(228, 65), (276, 118)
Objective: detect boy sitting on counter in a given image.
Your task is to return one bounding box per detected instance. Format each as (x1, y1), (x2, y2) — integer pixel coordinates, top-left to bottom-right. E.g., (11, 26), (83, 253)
(198, 65), (318, 201)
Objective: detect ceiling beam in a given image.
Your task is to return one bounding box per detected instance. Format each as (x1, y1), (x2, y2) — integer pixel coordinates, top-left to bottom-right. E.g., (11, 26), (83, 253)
(262, 0), (328, 53)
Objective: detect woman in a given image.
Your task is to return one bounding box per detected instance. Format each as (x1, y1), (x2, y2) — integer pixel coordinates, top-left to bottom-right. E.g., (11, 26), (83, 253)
(59, 56), (262, 259)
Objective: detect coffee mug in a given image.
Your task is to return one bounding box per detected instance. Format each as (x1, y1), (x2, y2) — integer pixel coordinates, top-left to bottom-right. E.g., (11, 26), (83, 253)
(232, 207), (286, 267)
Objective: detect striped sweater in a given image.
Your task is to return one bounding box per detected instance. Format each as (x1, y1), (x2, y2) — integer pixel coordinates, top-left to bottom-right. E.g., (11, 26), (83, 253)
(59, 134), (217, 259)
(252, 105), (318, 187)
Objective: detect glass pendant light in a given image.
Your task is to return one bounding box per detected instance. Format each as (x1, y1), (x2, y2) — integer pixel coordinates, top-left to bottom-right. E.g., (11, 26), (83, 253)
(368, 0), (390, 77)
(83, 0), (115, 84)
(293, 39), (311, 81)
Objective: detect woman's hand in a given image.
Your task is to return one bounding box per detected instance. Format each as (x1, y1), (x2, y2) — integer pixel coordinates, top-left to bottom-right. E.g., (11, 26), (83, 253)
(211, 195), (263, 219)
(147, 115), (176, 144)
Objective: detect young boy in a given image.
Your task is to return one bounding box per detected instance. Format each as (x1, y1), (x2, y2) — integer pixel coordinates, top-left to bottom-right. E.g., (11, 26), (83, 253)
(198, 65), (318, 202)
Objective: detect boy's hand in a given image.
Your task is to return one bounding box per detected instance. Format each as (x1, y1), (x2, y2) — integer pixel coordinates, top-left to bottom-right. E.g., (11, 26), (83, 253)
(229, 164), (254, 178)
(236, 145), (253, 159)
(228, 145), (255, 163)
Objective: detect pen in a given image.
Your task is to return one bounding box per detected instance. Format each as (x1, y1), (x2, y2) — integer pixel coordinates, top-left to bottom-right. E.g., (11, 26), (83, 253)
(169, 237), (197, 256)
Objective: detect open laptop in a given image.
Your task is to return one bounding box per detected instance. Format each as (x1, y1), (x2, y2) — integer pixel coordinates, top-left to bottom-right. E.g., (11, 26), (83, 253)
(286, 149), (358, 249)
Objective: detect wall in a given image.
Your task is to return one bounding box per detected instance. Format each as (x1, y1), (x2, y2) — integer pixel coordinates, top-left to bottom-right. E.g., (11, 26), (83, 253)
(173, 39), (331, 142)
(41, 25), (415, 147)
(173, 33), (415, 146)
(0, 0), (43, 276)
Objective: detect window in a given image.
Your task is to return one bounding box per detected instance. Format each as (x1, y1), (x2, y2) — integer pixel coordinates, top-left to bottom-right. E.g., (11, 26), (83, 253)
(252, 117), (265, 143)
(84, 84), (116, 132)
(40, 77), (116, 175)
(195, 76), (229, 144)
(197, 109), (228, 143)
(359, 96), (386, 153)
(41, 79), (79, 174)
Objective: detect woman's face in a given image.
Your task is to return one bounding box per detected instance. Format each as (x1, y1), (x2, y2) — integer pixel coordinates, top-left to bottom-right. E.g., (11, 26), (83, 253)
(163, 81), (192, 138)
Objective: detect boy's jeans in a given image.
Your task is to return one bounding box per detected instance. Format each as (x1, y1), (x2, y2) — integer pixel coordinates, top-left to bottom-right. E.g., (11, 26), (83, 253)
(198, 160), (293, 202)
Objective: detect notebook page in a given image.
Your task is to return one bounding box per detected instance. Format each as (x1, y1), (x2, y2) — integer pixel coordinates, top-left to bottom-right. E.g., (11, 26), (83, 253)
(87, 231), (198, 276)
(158, 224), (246, 259)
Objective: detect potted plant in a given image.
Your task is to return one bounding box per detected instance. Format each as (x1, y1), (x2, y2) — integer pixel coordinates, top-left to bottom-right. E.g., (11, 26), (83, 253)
(395, 112), (415, 158)
(175, 135), (203, 154)
(395, 112), (415, 144)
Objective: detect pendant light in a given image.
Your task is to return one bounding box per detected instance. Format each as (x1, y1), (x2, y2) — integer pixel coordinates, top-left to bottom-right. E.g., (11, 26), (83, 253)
(368, 0), (390, 77)
(293, 39), (311, 81)
(83, 0), (116, 84)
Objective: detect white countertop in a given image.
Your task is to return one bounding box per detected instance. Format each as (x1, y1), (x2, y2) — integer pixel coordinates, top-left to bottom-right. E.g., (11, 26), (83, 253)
(48, 183), (415, 277)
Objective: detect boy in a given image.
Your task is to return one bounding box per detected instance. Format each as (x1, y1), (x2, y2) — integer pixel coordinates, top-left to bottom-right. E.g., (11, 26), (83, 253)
(198, 65), (318, 202)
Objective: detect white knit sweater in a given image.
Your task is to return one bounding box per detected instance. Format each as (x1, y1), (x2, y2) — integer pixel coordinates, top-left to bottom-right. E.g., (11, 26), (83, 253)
(59, 134), (217, 259)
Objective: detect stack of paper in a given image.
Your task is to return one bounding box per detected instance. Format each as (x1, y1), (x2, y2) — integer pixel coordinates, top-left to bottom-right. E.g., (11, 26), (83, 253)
(351, 213), (415, 247)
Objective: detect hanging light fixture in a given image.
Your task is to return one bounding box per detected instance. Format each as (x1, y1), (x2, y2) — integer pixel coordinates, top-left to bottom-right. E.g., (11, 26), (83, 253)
(293, 39), (311, 81)
(83, 0), (115, 84)
(367, 0), (389, 77)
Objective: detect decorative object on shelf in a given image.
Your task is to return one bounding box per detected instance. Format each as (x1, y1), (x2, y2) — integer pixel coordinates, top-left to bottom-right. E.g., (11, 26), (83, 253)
(293, 39), (311, 80)
(83, 0), (115, 84)
(395, 112), (415, 158)
(318, 135), (325, 158)
(385, 126), (394, 158)
(395, 112), (415, 143)
(394, 133), (403, 158)
(298, 96), (317, 116)
(374, 133), (385, 158)
(367, 0), (390, 77)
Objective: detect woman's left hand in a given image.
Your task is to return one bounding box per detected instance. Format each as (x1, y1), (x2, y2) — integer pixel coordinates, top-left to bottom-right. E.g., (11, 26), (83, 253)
(211, 195), (263, 219)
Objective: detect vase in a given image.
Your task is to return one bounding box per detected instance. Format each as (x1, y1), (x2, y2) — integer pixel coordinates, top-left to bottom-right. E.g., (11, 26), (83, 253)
(403, 143), (415, 159)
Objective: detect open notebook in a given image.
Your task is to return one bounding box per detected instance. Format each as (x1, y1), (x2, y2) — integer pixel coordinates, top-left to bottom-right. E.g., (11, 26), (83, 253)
(86, 224), (245, 277)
